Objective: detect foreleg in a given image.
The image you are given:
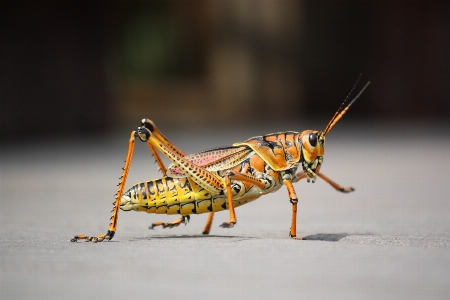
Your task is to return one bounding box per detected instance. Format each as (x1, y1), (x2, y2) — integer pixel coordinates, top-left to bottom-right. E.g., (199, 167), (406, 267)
(293, 171), (354, 193)
(317, 172), (354, 193)
(283, 178), (303, 240)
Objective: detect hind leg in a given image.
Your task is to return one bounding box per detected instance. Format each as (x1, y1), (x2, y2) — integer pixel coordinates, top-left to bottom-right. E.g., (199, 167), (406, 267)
(71, 132), (136, 242)
(149, 215), (190, 229)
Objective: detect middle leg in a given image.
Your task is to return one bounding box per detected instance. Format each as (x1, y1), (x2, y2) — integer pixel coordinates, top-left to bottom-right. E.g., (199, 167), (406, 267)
(202, 212), (215, 235)
(219, 170), (266, 229)
(149, 215), (190, 230)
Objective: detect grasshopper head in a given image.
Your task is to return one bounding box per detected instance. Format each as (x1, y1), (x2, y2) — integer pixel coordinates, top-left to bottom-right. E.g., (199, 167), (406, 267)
(299, 78), (370, 181)
(299, 130), (325, 177)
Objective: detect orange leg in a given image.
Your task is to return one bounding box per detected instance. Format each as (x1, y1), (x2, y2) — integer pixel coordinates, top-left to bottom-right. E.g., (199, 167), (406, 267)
(293, 171), (354, 193)
(71, 131), (136, 242)
(202, 212), (215, 235)
(149, 215), (190, 230)
(146, 143), (167, 176)
(140, 119), (186, 157)
(219, 171), (267, 229)
(284, 179), (304, 240)
(293, 171), (308, 182)
(317, 173), (354, 193)
(141, 130), (224, 194)
(225, 171), (266, 188)
(219, 175), (237, 228)
(141, 119), (196, 177)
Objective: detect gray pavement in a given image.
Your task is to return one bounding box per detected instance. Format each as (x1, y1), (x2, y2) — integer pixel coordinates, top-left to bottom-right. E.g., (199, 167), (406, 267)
(1, 122), (449, 299)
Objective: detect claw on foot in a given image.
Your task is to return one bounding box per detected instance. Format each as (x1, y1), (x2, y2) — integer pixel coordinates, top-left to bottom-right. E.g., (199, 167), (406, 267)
(149, 221), (165, 230)
(340, 186), (355, 193)
(70, 231), (114, 243)
(289, 234), (307, 240)
(219, 222), (235, 228)
(292, 237), (307, 240)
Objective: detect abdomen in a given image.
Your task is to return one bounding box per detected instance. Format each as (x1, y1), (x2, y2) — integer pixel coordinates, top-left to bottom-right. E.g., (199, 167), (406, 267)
(120, 176), (231, 215)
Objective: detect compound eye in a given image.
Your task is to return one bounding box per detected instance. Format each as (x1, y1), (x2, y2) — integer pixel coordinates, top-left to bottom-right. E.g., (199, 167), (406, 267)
(309, 133), (317, 147)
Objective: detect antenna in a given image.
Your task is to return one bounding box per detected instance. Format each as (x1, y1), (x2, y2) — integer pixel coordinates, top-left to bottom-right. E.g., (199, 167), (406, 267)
(323, 76), (370, 135)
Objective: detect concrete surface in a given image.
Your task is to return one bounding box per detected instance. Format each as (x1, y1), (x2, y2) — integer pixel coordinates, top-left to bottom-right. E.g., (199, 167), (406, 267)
(1, 122), (449, 299)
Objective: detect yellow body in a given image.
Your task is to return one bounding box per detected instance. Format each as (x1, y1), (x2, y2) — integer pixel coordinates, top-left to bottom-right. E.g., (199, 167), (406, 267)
(120, 152), (286, 215)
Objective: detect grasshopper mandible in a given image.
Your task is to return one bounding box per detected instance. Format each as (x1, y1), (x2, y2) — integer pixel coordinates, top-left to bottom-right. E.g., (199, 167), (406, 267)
(71, 78), (370, 242)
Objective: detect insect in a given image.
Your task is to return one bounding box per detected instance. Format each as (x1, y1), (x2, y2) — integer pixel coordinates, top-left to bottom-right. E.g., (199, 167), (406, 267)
(71, 78), (370, 242)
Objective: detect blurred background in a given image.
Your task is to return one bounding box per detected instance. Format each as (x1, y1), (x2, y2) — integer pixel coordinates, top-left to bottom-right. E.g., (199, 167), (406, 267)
(1, 0), (449, 140)
(1, 3), (450, 298)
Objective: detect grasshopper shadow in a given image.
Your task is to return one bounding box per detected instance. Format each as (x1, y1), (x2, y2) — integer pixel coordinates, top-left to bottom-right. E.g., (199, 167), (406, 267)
(303, 233), (351, 242)
(133, 234), (358, 242)
(130, 234), (256, 241)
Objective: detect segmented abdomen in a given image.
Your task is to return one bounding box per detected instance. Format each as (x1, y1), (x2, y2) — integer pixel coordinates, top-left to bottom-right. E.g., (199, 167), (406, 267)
(120, 176), (228, 215)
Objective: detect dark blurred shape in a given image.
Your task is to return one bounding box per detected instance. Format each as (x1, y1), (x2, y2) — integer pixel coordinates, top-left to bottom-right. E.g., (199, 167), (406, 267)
(301, 1), (371, 116)
(369, 1), (450, 119)
(1, 1), (449, 140)
(105, 1), (303, 128)
(112, 2), (202, 79)
(301, 1), (450, 119)
(0, 1), (118, 139)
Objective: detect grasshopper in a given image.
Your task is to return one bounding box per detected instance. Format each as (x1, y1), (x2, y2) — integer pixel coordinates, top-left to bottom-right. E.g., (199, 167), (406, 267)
(71, 78), (370, 242)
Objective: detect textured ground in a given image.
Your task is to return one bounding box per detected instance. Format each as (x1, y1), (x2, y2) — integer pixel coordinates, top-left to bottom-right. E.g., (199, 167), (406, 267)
(1, 121), (449, 299)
